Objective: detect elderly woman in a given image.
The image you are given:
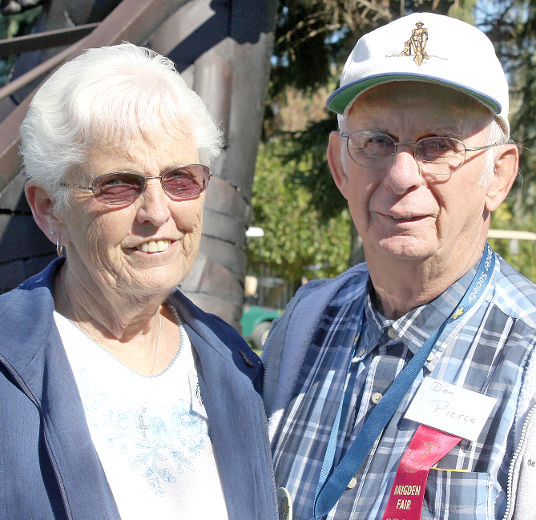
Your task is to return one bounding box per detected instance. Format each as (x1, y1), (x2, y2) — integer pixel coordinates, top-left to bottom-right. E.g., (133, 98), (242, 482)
(0, 43), (277, 520)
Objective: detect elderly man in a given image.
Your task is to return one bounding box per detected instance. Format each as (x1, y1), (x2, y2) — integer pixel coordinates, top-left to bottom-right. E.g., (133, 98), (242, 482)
(263, 12), (536, 520)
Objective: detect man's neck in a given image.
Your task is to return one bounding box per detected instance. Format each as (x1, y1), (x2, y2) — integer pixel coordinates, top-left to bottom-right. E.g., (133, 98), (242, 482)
(367, 242), (486, 319)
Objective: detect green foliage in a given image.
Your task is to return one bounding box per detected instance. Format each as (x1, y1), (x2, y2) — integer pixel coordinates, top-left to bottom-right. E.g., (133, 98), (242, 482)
(248, 139), (351, 281)
(269, 1), (391, 101)
(489, 197), (536, 282)
(283, 118), (346, 220)
(477, 1), (536, 217)
(473, 0), (536, 281)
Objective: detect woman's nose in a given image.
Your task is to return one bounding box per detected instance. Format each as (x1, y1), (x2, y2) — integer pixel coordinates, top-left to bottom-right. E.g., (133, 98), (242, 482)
(135, 179), (172, 226)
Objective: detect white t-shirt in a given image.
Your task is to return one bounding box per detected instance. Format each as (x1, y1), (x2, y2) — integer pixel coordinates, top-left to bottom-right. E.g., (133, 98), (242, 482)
(54, 310), (228, 520)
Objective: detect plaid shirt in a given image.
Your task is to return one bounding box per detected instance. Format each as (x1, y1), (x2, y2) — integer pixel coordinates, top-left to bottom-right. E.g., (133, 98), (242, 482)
(269, 253), (536, 520)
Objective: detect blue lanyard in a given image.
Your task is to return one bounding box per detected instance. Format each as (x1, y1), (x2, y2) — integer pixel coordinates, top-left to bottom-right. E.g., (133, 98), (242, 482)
(313, 244), (495, 520)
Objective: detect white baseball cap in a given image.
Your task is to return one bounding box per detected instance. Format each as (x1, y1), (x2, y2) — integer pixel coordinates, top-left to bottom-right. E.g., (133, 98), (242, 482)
(327, 12), (510, 136)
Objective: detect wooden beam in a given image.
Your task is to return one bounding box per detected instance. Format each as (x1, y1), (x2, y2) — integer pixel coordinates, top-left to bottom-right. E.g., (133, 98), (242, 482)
(0, 0), (192, 190)
(488, 229), (536, 241)
(0, 23), (99, 57)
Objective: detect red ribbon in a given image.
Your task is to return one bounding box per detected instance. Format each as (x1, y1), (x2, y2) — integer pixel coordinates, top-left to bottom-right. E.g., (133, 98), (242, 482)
(382, 425), (461, 520)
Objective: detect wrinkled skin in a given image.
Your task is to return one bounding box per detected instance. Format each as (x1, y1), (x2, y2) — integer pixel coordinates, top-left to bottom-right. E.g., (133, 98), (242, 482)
(328, 82), (518, 318)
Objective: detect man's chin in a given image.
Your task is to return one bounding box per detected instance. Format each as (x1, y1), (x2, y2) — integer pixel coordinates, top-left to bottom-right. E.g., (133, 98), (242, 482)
(375, 236), (436, 261)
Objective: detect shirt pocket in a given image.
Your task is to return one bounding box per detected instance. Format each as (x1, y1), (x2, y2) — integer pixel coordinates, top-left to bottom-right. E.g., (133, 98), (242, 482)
(421, 469), (488, 520)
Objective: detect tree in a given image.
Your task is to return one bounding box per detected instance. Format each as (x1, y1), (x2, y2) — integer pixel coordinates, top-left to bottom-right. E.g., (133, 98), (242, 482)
(248, 138), (351, 287)
(250, 0), (536, 284)
(472, 0), (536, 280)
(0, 3), (42, 86)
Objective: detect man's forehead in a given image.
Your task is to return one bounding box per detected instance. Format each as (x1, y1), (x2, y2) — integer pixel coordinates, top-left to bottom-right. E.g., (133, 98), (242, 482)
(345, 82), (493, 137)
(354, 81), (488, 108)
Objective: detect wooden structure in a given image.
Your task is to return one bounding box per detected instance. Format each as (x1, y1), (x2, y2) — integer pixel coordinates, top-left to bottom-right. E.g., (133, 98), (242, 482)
(0, 0), (276, 329)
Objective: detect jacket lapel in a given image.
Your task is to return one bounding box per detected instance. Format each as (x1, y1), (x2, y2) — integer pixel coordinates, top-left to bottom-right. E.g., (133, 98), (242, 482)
(39, 325), (122, 519)
(1, 260), (121, 519)
(174, 293), (278, 520)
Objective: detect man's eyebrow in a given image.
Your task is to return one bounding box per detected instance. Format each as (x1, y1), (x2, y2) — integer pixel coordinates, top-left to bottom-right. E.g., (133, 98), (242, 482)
(425, 125), (464, 138)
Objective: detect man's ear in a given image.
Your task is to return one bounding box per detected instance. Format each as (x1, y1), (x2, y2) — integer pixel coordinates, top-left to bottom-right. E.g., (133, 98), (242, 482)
(327, 131), (351, 200)
(25, 182), (68, 244)
(485, 144), (519, 212)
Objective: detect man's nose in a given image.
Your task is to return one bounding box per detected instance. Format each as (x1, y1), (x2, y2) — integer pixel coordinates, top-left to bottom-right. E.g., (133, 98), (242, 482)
(384, 144), (423, 194)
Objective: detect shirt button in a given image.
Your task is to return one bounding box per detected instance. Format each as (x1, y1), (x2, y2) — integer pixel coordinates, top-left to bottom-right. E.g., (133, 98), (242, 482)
(357, 348), (366, 357)
(427, 352), (434, 362)
(387, 327), (397, 339)
(347, 477), (357, 489)
(371, 392), (383, 404)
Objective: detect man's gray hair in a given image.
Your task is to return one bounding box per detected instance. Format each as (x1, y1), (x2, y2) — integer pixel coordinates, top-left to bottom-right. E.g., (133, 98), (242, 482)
(20, 42), (223, 208)
(481, 118), (509, 187)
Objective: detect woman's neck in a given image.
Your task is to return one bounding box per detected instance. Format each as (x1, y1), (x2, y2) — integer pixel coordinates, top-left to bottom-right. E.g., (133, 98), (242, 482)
(54, 263), (164, 342)
(54, 264), (181, 376)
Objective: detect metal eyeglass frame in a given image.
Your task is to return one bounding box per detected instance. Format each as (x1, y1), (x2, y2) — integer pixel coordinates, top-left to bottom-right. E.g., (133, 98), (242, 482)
(340, 131), (502, 175)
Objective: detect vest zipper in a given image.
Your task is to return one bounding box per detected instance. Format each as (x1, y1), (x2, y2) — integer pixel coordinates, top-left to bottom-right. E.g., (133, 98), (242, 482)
(261, 396), (282, 517)
(502, 401), (536, 520)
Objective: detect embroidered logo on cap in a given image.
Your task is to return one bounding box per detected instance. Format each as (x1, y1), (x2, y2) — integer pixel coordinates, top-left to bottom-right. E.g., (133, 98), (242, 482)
(402, 22), (429, 65)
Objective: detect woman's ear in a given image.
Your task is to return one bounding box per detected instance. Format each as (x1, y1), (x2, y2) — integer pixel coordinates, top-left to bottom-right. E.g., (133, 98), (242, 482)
(25, 182), (67, 244)
(484, 144), (519, 212)
(327, 131), (351, 200)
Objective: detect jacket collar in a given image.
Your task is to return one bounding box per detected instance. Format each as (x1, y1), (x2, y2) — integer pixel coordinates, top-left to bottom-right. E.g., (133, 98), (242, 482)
(0, 257), (63, 390)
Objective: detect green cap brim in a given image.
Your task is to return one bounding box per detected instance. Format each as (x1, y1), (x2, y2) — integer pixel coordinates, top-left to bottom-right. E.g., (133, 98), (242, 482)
(326, 74), (502, 115)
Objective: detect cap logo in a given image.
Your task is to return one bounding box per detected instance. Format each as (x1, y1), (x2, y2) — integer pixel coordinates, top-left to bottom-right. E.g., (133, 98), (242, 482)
(402, 21), (429, 66)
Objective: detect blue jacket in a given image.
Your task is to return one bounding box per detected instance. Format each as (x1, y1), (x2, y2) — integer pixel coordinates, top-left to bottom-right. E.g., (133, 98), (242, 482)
(0, 259), (278, 519)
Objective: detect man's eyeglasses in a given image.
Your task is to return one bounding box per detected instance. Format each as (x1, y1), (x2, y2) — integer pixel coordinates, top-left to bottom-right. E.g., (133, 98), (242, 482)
(61, 164), (211, 207)
(340, 130), (501, 176)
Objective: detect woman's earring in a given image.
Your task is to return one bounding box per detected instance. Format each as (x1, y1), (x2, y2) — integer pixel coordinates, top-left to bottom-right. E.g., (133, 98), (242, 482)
(50, 231), (66, 257)
(56, 240), (66, 257)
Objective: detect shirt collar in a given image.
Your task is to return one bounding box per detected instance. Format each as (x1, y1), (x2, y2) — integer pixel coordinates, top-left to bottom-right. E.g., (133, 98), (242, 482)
(363, 262), (480, 359)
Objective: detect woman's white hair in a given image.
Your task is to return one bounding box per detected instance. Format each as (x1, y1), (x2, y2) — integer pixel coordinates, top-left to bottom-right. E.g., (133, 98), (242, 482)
(20, 42), (223, 207)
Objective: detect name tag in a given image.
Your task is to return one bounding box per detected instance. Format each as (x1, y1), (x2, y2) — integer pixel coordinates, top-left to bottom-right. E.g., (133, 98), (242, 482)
(404, 377), (497, 441)
(188, 372), (208, 420)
